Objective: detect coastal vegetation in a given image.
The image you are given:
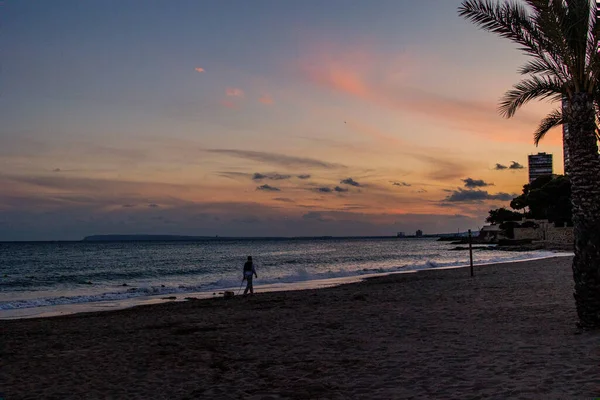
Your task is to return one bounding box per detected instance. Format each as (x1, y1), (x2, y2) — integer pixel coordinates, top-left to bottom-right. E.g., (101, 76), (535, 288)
(459, 0), (600, 328)
(487, 174), (572, 227)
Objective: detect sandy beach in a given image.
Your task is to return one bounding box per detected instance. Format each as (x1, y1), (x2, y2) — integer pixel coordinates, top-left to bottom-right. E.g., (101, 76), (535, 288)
(2, 256), (599, 399)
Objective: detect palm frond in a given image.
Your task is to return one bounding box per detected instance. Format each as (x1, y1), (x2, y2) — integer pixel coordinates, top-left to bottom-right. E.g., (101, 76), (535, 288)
(518, 58), (563, 76)
(458, 0), (530, 41)
(531, 0), (580, 90)
(585, 2), (600, 93)
(459, 0), (572, 85)
(458, 1), (547, 57)
(533, 105), (600, 146)
(585, 35), (600, 92)
(538, 0), (599, 93)
(562, 0), (592, 89)
(534, 108), (564, 146)
(500, 76), (563, 118)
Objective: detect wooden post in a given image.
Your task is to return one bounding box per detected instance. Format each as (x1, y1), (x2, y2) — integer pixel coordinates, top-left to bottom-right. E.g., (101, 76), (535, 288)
(468, 229), (474, 277)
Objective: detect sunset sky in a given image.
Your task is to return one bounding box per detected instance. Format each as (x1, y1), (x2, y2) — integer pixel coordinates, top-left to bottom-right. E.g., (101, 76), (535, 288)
(1, 1), (565, 241)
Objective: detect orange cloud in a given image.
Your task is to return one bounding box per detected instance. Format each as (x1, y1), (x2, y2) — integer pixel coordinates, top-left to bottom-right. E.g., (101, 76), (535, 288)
(314, 67), (368, 97)
(301, 45), (373, 98)
(194, 67), (205, 73)
(259, 94), (274, 105)
(226, 88), (244, 97)
(300, 46), (560, 145)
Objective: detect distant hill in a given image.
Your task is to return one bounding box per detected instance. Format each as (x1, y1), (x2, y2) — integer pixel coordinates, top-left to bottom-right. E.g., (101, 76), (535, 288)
(82, 233), (471, 242)
(82, 235), (216, 242)
(82, 234), (402, 242)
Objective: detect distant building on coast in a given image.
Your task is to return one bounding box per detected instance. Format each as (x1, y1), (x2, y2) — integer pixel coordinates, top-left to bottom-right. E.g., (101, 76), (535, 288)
(479, 224), (504, 243)
(415, 230), (423, 238)
(396, 232), (405, 238)
(528, 153), (553, 183)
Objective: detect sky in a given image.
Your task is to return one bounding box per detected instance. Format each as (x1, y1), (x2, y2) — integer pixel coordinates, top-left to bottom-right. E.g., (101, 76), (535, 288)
(1, 0), (566, 241)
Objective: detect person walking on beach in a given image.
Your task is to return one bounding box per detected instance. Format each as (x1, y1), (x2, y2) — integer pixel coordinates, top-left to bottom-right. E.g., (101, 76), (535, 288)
(242, 256), (258, 295)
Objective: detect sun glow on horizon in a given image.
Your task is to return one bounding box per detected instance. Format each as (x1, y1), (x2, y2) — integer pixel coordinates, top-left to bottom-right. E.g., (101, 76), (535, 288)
(0, 1), (565, 240)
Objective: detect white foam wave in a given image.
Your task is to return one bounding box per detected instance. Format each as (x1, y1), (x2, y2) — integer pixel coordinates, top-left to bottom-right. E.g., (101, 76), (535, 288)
(0, 284), (205, 310)
(0, 250), (569, 311)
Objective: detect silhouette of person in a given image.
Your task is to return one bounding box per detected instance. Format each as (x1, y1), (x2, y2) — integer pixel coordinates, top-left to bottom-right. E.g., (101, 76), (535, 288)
(243, 256), (258, 295)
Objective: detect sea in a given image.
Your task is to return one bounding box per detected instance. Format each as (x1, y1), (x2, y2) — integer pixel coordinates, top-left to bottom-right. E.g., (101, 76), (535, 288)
(0, 237), (568, 319)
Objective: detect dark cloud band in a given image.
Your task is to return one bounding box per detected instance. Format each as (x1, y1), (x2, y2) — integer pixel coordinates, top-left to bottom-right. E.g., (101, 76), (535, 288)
(444, 188), (513, 202)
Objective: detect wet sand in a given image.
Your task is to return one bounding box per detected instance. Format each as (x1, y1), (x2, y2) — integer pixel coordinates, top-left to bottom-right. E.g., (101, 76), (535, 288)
(2, 256), (599, 399)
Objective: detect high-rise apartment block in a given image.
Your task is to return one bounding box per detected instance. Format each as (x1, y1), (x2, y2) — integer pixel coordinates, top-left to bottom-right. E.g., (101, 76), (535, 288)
(528, 153), (553, 183)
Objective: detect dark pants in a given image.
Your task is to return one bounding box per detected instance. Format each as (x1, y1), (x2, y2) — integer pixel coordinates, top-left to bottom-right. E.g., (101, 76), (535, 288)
(244, 276), (253, 295)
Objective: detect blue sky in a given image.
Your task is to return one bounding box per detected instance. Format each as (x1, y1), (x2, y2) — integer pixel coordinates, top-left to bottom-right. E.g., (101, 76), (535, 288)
(1, 1), (564, 240)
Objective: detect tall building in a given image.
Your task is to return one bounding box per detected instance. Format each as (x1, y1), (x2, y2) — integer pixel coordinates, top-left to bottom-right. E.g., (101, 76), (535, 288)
(528, 153), (553, 183)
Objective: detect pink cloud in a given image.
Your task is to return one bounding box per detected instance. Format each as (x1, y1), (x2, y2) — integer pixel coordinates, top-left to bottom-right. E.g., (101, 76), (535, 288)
(259, 94), (274, 105)
(194, 67), (205, 73)
(301, 45), (373, 97)
(299, 45), (558, 145)
(226, 88), (244, 97)
(220, 100), (236, 109)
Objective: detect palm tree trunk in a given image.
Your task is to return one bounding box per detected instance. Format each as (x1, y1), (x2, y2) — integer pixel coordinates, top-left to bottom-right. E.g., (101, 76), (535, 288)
(566, 92), (600, 329)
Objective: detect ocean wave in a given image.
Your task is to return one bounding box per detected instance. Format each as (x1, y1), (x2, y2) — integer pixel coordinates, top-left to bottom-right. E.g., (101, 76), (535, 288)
(0, 283), (207, 310)
(0, 250), (567, 311)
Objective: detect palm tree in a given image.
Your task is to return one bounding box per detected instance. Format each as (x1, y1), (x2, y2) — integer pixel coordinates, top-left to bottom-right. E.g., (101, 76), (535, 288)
(534, 93), (600, 145)
(459, 0), (600, 329)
